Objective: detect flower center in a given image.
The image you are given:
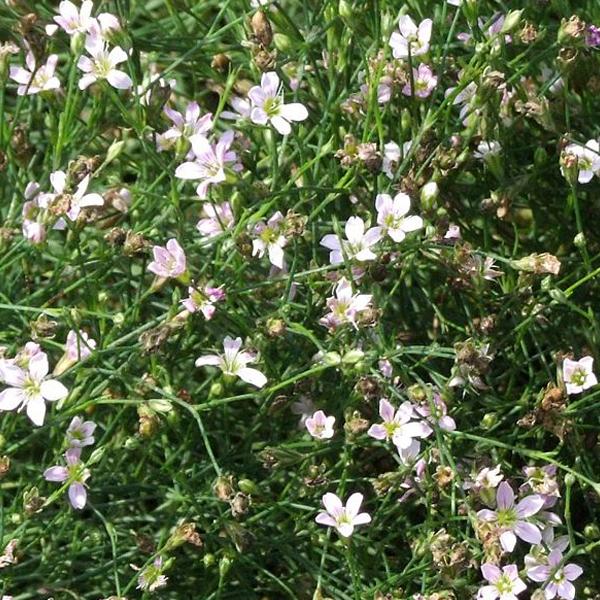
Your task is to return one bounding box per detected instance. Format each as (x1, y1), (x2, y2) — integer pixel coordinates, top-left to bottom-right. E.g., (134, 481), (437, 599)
(263, 96), (282, 118)
(93, 54), (113, 78)
(496, 507), (517, 527)
(495, 575), (513, 593)
(23, 377), (41, 400)
(570, 368), (587, 386)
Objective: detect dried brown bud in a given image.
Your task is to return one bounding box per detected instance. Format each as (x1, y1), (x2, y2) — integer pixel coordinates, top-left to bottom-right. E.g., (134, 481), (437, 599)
(138, 413), (160, 437)
(434, 466), (455, 489)
(344, 410), (369, 437)
(135, 532), (155, 554)
(123, 230), (149, 256)
(105, 227), (128, 246)
(30, 314), (58, 339)
(519, 22), (538, 44)
(68, 155), (102, 184)
(253, 48), (276, 72)
(251, 10), (273, 48)
(0, 456), (10, 479)
(230, 492), (251, 519)
(266, 318), (286, 338)
(23, 487), (45, 515)
(512, 252), (561, 275)
(213, 475), (236, 502)
(211, 53), (230, 71)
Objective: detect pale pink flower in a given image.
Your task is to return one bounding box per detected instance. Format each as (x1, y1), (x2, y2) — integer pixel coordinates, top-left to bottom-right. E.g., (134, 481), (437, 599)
(474, 141), (502, 160)
(196, 201), (235, 238)
(10, 52), (60, 96)
(248, 71), (308, 135)
(389, 15), (432, 59)
(414, 394), (456, 431)
(375, 193), (423, 242)
(77, 35), (132, 90)
(445, 80), (478, 125)
(305, 410), (335, 440)
(319, 277), (372, 330)
(464, 465), (504, 495)
(53, 0), (94, 35)
(0, 539), (18, 568)
(252, 211), (287, 269)
(66, 415), (97, 448)
(195, 336), (267, 388)
(378, 358), (393, 378)
(562, 356), (597, 395)
(221, 95), (252, 121)
(147, 238), (187, 279)
(477, 563), (526, 600)
(527, 549), (582, 600)
(54, 329), (97, 376)
(175, 131), (241, 199)
(315, 492), (371, 537)
(521, 465), (560, 508)
(402, 64), (438, 98)
(0, 353), (68, 426)
(320, 216), (382, 264)
(368, 398), (432, 451)
(157, 102), (213, 152)
(477, 481), (545, 552)
(135, 556), (168, 592)
(44, 447), (90, 510)
(45, 170), (104, 222)
(525, 530), (569, 572)
(181, 285), (225, 320)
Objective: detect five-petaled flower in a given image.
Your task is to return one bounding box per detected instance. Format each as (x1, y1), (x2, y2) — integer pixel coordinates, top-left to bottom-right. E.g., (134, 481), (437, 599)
(320, 216), (382, 265)
(252, 211), (288, 269)
(319, 277), (372, 330)
(305, 410), (335, 440)
(248, 71), (308, 135)
(43, 447), (91, 509)
(477, 481), (544, 552)
(148, 238), (187, 279)
(175, 131), (242, 199)
(527, 549), (583, 600)
(10, 51), (61, 96)
(477, 563), (527, 600)
(66, 415), (97, 448)
(562, 356), (597, 395)
(389, 15), (432, 59)
(402, 64), (438, 98)
(375, 193), (423, 243)
(195, 336), (267, 388)
(315, 492), (371, 537)
(0, 352), (68, 426)
(77, 34), (132, 90)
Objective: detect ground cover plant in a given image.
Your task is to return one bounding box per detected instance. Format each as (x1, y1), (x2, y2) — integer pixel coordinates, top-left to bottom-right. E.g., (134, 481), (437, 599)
(0, 0), (600, 598)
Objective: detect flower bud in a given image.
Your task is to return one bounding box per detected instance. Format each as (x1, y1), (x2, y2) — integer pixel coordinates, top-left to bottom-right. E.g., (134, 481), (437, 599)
(251, 10), (273, 48)
(574, 232), (586, 248)
(420, 181), (439, 210)
(273, 33), (292, 53)
(500, 10), (523, 34)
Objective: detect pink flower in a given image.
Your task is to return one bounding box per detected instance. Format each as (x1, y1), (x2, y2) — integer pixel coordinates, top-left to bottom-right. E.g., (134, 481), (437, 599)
(147, 238), (187, 279)
(375, 193), (423, 242)
(305, 410), (335, 440)
(527, 549), (582, 600)
(445, 80), (478, 125)
(53, 0), (94, 35)
(195, 336), (267, 388)
(315, 492), (371, 537)
(77, 35), (132, 90)
(389, 15), (432, 59)
(562, 356), (597, 395)
(477, 481), (545, 552)
(135, 556), (168, 592)
(66, 415), (97, 448)
(378, 358), (393, 378)
(157, 102), (213, 152)
(175, 131), (241, 199)
(181, 285), (225, 320)
(0, 352), (68, 426)
(414, 393), (456, 432)
(10, 51), (60, 96)
(319, 277), (372, 330)
(196, 201), (235, 238)
(252, 211), (287, 269)
(248, 71), (308, 135)
(320, 216), (382, 264)
(477, 563), (526, 600)
(367, 398), (432, 451)
(402, 64), (438, 98)
(66, 329), (96, 362)
(43, 447), (90, 509)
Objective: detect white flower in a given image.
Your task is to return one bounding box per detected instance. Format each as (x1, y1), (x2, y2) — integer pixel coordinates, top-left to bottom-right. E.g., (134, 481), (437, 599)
(319, 277), (372, 330)
(315, 492), (371, 537)
(563, 356), (597, 395)
(48, 171), (104, 221)
(305, 410), (335, 439)
(77, 35), (132, 90)
(248, 71), (308, 135)
(561, 140), (600, 184)
(0, 353), (68, 426)
(320, 216), (382, 264)
(195, 337), (267, 388)
(474, 141), (502, 160)
(382, 140), (412, 178)
(375, 193), (423, 242)
(389, 15), (432, 59)
(53, 0), (94, 35)
(252, 211), (287, 269)
(196, 201), (235, 238)
(9, 52), (60, 96)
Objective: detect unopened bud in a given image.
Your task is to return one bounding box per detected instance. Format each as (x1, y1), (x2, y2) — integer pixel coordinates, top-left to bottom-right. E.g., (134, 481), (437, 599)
(251, 10), (273, 48)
